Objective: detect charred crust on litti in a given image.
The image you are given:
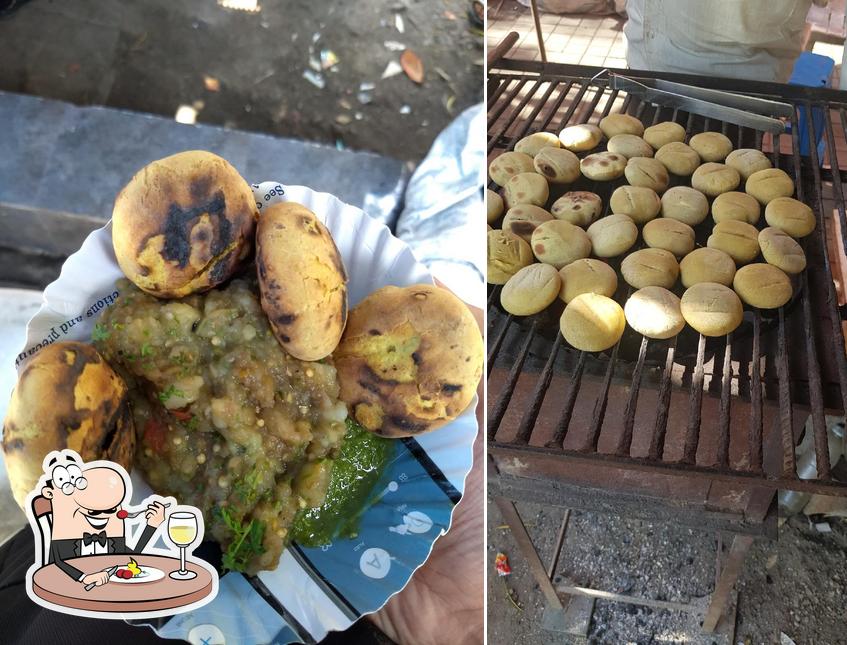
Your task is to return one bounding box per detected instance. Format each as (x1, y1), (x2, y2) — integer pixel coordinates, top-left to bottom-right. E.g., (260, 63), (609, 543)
(112, 150), (258, 298)
(334, 284), (483, 438)
(2, 342), (135, 508)
(257, 202), (348, 361)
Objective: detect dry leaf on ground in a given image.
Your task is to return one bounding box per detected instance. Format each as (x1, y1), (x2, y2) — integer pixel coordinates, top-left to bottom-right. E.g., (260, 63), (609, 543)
(401, 49), (424, 84)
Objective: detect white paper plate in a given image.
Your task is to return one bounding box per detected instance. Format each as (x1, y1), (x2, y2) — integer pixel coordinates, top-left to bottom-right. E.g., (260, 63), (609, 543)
(13, 182), (477, 644)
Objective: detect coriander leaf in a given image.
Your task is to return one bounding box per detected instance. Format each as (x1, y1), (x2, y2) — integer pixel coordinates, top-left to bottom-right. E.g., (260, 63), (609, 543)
(92, 323), (110, 342)
(213, 505), (265, 572)
(157, 384), (185, 404)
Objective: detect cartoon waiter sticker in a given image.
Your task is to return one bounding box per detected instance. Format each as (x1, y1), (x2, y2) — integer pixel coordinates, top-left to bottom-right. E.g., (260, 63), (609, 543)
(24, 449), (218, 619)
(40, 451), (165, 586)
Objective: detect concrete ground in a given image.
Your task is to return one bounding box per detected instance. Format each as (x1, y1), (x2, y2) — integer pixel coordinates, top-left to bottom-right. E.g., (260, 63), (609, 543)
(0, 0), (483, 162)
(488, 497), (847, 644)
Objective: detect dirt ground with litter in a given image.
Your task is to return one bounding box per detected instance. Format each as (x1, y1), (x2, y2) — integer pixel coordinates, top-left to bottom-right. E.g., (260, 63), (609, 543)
(0, 0), (483, 161)
(488, 497), (847, 644)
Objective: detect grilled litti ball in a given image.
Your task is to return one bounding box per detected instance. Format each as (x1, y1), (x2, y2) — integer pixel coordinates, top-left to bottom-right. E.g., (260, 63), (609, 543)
(257, 202), (348, 362)
(488, 229), (534, 284)
(334, 285), (483, 437)
(489, 151), (535, 187)
(112, 150), (258, 298)
(533, 147), (580, 184)
(2, 342), (135, 508)
(515, 132), (560, 157)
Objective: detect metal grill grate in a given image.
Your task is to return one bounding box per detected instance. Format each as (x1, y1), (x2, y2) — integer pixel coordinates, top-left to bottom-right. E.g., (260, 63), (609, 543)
(487, 61), (847, 497)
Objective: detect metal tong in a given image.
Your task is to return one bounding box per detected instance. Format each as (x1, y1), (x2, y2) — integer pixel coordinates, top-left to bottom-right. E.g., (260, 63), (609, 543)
(602, 71), (792, 134)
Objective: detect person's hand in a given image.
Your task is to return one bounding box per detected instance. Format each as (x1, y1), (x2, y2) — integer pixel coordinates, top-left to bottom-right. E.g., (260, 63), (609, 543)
(145, 501), (166, 528)
(370, 298), (483, 645)
(81, 570), (110, 587)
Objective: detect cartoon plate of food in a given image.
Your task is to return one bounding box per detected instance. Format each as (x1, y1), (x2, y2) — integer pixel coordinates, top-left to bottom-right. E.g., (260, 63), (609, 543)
(109, 558), (165, 584)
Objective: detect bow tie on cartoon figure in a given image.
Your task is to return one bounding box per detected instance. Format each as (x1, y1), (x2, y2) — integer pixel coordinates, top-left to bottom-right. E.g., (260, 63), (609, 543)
(36, 450), (167, 588)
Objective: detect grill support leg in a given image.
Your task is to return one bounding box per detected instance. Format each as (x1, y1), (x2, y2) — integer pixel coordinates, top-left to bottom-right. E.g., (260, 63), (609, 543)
(496, 487), (754, 640)
(701, 534), (754, 633)
(494, 496), (564, 610)
(493, 497), (594, 636)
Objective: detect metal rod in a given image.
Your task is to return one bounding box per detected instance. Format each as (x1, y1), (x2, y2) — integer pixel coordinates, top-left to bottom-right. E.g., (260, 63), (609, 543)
(808, 104), (847, 416)
(488, 78), (529, 129)
(834, 107), (847, 261)
(488, 80), (544, 153)
(553, 82), (590, 133)
(488, 318), (538, 439)
(777, 307), (796, 478)
(555, 584), (705, 615)
(630, 97), (644, 120)
(749, 311), (763, 473)
(682, 334), (707, 464)
(488, 320), (539, 440)
(547, 351), (587, 448)
(487, 284), (502, 308)
(578, 82), (607, 125)
(683, 112), (695, 143)
(715, 532), (723, 590)
(791, 104), (832, 480)
(487, 313), (513, 377)
(716, 333), (733, 469)
(649, 339), (677, 460)
(598, 89), (620, 120)
(515, 334), (563, 444)
(617, 336), (649, 457)
(528, 0), (547, 64)
(488, 77), (513, 108)
(506, 81), (561, 149)
(792, 274), (829, 479)
(541, 80), (575, 130)
(736, 124), (745, 149)
(487, 81), (575, 182)
(584, 342), (620, 452)
(547, 509), (571, 579)
(634, 99), (648, 121)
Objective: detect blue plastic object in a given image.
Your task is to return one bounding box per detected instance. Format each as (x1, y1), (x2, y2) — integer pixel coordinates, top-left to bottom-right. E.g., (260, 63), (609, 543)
(789, 52), (835, 158)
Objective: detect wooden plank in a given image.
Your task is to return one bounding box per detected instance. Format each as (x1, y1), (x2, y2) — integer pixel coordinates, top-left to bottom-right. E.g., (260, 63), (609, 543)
(493, 497), (564, 610)
(702, 534), (754, 633)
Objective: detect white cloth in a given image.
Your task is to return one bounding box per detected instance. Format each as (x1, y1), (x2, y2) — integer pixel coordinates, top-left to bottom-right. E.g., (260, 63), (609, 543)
(625, 0), (812, 83)
(395, 104), (485, 309)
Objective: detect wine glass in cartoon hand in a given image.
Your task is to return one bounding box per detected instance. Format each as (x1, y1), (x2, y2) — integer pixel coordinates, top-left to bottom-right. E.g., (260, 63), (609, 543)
(167, 511), (198, 580)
